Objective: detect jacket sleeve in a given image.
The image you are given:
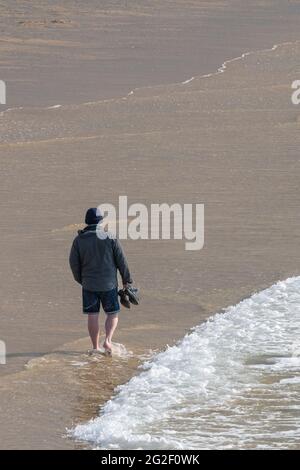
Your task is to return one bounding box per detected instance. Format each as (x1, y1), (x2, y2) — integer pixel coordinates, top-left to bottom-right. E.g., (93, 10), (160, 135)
(69, 238), (82, 285)
(112, 238), (133, 285)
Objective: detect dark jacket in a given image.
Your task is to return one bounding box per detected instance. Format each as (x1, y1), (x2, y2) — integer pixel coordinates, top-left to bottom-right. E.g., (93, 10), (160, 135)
(69, 225), (132, 292)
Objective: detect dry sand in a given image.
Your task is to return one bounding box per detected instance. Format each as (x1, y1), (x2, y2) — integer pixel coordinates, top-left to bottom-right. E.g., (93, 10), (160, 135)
(0, 0), (300, 449)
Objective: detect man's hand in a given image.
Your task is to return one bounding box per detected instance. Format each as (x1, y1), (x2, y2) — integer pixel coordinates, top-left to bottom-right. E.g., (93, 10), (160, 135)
(123, 282), (132, 290)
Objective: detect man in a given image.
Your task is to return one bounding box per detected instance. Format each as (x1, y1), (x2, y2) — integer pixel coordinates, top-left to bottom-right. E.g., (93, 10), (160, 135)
(69, 207), (133, 355)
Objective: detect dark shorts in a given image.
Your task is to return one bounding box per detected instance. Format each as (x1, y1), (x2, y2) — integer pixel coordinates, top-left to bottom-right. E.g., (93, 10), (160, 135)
(82, 287), (120, 315)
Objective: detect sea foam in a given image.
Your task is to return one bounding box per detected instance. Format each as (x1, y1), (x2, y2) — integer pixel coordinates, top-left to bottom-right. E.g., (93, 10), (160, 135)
(73, 277), (300, 449)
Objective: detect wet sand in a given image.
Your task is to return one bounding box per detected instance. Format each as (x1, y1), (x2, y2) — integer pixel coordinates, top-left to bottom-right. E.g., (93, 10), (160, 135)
(1, 0), (300, 449)
(1, 0), (300, 108)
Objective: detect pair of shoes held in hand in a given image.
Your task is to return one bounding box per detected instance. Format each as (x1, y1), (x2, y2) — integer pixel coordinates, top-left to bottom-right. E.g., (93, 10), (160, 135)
(118, 285), (140, 309)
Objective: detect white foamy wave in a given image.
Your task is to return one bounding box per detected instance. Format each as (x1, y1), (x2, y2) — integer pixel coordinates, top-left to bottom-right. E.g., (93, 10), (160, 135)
(72, 277), (300, 449)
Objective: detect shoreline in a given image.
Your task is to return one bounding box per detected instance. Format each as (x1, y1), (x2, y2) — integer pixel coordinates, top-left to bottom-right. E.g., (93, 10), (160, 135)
(72, 276), (300, 450)
(2, 0), (300, 110)
(0, 40), (296, 120)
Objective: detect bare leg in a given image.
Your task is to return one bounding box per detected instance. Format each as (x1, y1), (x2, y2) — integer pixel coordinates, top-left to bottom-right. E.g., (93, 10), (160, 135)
(103, 314), (118, 352)
(88, 314), (100, 350)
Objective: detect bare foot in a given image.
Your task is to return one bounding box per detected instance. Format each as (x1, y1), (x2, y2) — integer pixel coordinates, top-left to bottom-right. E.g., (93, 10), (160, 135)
(88, 348), (102, 356)
(103, 339), (112, 356)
